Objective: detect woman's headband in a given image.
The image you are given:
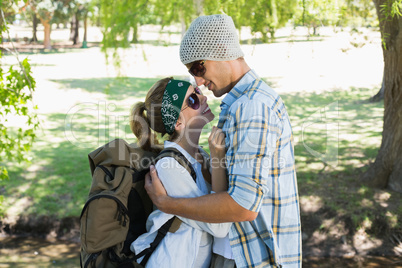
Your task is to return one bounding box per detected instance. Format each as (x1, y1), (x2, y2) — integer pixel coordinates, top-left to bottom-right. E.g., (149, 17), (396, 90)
(161, 79), (191, 135)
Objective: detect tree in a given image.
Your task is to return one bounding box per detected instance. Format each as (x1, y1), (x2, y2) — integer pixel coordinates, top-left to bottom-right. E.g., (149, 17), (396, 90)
(361, 0), (402, 192)
(67, 0), (92, 46)
(204, 0), (250, 38)
(295, 0), (339, 35)
(0, 2), (39, 212)
(30, 0), (57, 49)
(204, 0), (297, 42)
(152, 0), (198, 37)
(248, 0), (297, 41)
(370, 72), (385, 101)
(31, 13), (39, 43)
(100, 0), (149, 50)
(52, 0), (70, 29)
(338, 0), (377, 26)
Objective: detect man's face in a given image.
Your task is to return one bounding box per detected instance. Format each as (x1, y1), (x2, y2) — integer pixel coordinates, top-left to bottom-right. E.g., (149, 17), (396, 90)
(187, 60), (234, 98)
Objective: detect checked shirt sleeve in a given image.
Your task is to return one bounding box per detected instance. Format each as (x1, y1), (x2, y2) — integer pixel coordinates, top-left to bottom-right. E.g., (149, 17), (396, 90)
(225, 100), (283, 212)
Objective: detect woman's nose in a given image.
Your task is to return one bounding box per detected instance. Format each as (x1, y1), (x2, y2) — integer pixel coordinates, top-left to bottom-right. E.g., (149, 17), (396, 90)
(201, 94), (208, 105)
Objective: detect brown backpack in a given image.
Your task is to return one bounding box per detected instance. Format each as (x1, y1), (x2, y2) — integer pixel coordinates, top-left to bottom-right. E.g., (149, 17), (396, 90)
(80, 139), (195, 268)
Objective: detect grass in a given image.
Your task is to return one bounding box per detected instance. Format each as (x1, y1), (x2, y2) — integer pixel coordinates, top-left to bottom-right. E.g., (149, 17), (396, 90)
(51, 77), (153, 100)
(1, 24), (401, 257)
(2, 78), (399, 225)
(3, 25), (401, 267)
(283, 87), (402, 234)
(286, 87), (384, 174)
(1, 75), (222, 218)
(3, 76), (401, 254)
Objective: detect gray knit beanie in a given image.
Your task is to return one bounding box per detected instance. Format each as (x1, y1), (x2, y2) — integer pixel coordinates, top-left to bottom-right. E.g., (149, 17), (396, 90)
(180, 14), (244, 65)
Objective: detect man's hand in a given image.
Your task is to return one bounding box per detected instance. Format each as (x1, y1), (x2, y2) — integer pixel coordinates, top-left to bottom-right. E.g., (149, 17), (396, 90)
(144, 165), (169, 210)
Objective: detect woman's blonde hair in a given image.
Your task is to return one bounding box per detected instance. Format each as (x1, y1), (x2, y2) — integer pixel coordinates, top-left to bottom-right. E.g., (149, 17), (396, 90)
(130, 77), (174, 153)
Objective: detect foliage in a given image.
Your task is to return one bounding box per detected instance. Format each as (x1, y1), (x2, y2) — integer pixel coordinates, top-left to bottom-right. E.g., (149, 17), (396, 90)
(204, 0), (247, 28)
(0, 1), (17, 25)
(100, 0), (148, 48)
(380, 0), (402, 19)
(68, 0), (94, 24)
(34, 0), (57, 20)
(51, 0), (71, 26)
(99, 0), (150, 67)
(294, 0), (340, 34)
(0, 3), (38, 205)
(248, 0), (297, 41)
(204, 0), (298, 41)
(377, 0), (402, 49)
(338, 0), (377, 27)
(99, 0), (299, 57)
(152, 0), (198, 28)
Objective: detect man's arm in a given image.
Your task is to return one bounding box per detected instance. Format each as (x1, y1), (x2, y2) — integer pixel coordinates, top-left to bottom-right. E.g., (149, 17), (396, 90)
(145, 166), (257, 223)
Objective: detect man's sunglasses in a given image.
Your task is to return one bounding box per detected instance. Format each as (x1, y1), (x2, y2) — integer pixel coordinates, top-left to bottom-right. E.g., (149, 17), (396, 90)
(188, 60), (206, 77)
(182, 87), (203, 111)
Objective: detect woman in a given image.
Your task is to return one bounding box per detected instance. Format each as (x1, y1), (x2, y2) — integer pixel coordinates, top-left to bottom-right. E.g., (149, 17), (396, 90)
(129, 77), (232, 268)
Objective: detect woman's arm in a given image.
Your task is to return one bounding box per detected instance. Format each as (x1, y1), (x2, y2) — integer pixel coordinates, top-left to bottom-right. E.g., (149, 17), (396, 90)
(209, 126), (228, 193)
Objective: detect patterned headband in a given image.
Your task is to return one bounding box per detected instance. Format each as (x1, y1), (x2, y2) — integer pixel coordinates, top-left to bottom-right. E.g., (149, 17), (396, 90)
(161, 79), (191, 135)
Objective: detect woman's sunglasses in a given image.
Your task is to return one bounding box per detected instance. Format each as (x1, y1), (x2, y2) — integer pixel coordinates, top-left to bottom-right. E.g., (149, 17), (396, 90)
(188, 60), (206, 77)
(182, 87), (203, 111)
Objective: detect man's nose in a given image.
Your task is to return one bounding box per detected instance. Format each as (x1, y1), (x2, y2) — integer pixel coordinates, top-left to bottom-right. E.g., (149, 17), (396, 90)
(194, 76), (205, 86)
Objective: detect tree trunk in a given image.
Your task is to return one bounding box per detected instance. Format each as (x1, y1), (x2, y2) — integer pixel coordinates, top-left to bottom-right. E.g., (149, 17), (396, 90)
(74, 12), (79, 45)
(69, 18), (74, 41)
(83, 15), (87, 42)
(31, 14), (38, 43)
(82, 12), (88, 48)
(180, 11), (186, 38)
(131, 23), (138, 43)
(261, 30), (269, 43)
(370, 74), (385, 102)
(40, 18), (52, 49)
(194, 0), (203, 16)
(70, 13), (79, 44)
(361, 0), (402, 193)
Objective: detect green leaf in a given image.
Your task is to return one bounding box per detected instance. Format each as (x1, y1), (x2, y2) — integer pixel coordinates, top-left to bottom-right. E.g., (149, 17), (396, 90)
(0, 167), (9, 181)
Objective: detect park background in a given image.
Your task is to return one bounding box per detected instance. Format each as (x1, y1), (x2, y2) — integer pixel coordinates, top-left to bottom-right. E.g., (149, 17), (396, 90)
(1, 0), (402, 267)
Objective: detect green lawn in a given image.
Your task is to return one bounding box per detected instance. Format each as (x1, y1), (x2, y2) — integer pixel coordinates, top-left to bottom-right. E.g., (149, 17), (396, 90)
(1, 74), (401, 246)
(1, 71), (402, 268)
(0, 80), (385, 205)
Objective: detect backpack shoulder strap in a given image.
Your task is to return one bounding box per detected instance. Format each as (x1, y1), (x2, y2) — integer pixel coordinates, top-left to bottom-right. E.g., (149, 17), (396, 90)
(155, 147), (197, 182)
(198, 147), (211, 171)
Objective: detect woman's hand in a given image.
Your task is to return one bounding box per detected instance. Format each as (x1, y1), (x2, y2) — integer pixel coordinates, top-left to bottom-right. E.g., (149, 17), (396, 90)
(208, 127), (228, 192)
(208, 126), (226, 160)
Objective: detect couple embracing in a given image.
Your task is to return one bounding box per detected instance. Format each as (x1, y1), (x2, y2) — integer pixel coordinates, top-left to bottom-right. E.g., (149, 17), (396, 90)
(129, 14), (301, 268)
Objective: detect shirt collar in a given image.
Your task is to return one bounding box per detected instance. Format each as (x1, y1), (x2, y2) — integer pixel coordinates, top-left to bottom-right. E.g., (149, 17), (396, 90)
(163, 141), (198, 165)
(221, 69), (259, 107)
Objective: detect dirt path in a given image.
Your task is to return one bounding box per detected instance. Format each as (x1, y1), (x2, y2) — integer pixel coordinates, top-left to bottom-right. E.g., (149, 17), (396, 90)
(0, 236), (79, 267)
(1, 236), (401, 267)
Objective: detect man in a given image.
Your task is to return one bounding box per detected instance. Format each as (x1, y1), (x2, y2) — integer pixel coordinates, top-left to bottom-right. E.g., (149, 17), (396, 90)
(145, 14), (301, 268)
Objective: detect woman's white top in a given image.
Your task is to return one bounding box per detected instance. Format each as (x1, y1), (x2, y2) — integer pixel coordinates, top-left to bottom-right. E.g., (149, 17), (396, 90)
(131, 141), (232, 268)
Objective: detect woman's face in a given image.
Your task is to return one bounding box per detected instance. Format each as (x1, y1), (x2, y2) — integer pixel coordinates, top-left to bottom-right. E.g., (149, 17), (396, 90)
(178, 85), (215, 132)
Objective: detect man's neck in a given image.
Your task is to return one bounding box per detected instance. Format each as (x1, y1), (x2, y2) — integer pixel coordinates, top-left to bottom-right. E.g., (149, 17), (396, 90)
(229, 59), (251, 90)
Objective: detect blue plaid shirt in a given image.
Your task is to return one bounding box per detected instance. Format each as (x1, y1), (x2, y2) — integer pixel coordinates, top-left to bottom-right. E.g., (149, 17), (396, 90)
(218, 70), (301, 268)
